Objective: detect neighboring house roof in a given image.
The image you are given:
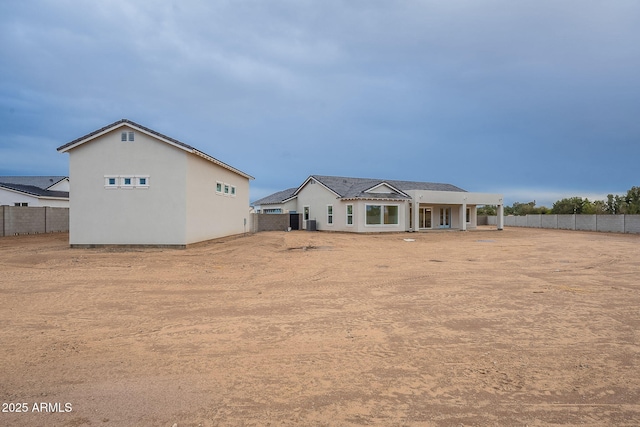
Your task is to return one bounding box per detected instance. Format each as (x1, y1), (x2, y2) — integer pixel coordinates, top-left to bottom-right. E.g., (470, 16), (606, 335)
(251, 187), (298, 206)
(0, 178), (69, 199)
(294, 175), (466, 201)
(0, 176), (67, 190)
(56, 119), (254, 180)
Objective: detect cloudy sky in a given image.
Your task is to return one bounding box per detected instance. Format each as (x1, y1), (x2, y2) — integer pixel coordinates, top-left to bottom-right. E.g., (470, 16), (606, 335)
(1, 1), (638, 206)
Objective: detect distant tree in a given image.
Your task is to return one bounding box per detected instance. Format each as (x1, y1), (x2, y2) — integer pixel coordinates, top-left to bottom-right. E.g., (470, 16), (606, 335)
(551, 197), (589, 214)
(624, 186), (640, 214)
(477, 205), (497, 216)
(509, 201), (537, 216)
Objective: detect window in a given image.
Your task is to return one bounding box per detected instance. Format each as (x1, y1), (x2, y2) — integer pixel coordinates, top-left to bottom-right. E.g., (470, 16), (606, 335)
(366, 205), (381, 225)
(128, 131), (134, 141)
(224, 184), (230, 195)
(466, 208), (470, 223)
(121, 132), (127, 142)
(346, 204), (353, 225)
(384, 206), (398, 224)
(14, 202), (28, 207)
(105, 175), (149, 189)
(264, 208), (282, 214)
(366, 204), (399, 225)
(327, 205), (333, 225)
(136, 175), (149, 188)
(303, 206), (310, 221)
(105, 176), (118, 189)
(231, 186), (236, 196)
(216, 181), (223, 194)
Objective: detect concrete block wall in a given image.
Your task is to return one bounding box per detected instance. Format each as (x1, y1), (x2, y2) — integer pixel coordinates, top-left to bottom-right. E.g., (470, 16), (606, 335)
(527, 214), (542, 228)
(625, 215), (640, 234)
(557, 215), (575, 230)
(541, 215), (558, 229)
(1, 206), (69, 237)
(575, 215), (596, 231)
(491, 214), (640, 234)
(597, 215), (625, 233)
(250, 213), (290, 233)
(45, 207), (70, 232)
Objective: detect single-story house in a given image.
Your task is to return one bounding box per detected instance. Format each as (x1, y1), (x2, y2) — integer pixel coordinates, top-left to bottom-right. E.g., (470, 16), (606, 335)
(0, 176), (69, 207)
(252, 187), (298, 214)
(57, 119), (254, 247)
(253, 175), (504, 232)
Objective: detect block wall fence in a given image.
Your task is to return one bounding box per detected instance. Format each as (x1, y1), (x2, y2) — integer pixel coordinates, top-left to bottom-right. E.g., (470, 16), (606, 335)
(0, 206), (69, 237)
(479, 214), (640, 234)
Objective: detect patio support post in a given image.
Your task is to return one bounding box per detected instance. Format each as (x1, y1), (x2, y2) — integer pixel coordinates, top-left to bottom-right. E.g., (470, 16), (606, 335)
(497, 203), (504, 230)
(460, 200), (467, 231)
(413, 196), (421, 231)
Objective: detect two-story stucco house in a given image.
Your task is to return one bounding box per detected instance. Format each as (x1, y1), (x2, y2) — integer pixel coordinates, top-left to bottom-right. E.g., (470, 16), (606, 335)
(57, 119), (253, 247)
(254, 175), (504, 232)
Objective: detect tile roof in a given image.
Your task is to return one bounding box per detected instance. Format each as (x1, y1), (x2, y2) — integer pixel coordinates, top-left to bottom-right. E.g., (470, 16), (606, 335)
(0, 176), (67, 190)
(251, 187), (297, 206)
(0, 180), (69, 199)
(57, 119), (254, 180)
(254, 175), (467, 205)
(308, 175), (466, 199)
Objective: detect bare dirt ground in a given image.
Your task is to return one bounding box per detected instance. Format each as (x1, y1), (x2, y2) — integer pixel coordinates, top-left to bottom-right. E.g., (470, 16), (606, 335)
(1, 227), (639, 427)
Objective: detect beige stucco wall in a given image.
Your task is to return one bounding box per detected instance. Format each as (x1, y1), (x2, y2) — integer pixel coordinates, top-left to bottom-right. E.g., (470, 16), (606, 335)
(295, 180), (408, 233)
(48, 178), (70, 192)
(185, 153), (250, 244)
(295, 180), (339, 231)
(67, 126), (188, 245)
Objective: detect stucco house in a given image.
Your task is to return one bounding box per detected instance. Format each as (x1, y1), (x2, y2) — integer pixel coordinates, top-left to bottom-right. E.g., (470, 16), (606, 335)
(254, 175), (504, 232)
(57, 119), (254, 247)
(252, 188), (298, 214)
(0, 176), (69, 207)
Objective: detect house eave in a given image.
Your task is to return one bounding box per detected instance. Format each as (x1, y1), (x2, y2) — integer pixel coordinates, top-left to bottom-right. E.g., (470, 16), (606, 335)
(57, 119), (254, 180)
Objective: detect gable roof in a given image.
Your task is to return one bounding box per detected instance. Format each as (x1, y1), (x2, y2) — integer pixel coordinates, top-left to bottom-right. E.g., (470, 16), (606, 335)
(251, 187), (297, 206)
(56, 119), (254, 180)
(0, 177), (69, 199)
(0, 176), (67, 190)
(295, 175), (466, 200)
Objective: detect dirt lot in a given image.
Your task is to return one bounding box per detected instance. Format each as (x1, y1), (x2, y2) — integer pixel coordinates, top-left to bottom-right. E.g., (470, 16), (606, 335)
(0, 227), (639, 426)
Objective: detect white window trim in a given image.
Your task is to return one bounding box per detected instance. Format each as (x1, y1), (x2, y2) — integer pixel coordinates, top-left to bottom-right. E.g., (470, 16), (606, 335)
(104, 175), (119, 189)
(346, 204), (354, 226)
(303, 205), (310, 221)
(231, 186), (236, 197)
(224, 183), (230, 196)
(121, 176), (134, 189)
(216, 181), (223, 195)
(120, 132), (127, 142)
(135, 175), (150, 189)
(105, 175), (150, 189)
(364, 204), (400, 227)
(327, 204), (333, 226)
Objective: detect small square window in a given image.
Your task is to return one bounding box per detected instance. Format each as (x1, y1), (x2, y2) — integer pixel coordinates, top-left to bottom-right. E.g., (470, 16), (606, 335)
(121, 132), (127, 141)
(139, 178), (146, 185)
(216, 182), (223, 193)
(124, 178), (132, 185)
(105, 176), (118, 188)
(128, 131), (134, 141)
